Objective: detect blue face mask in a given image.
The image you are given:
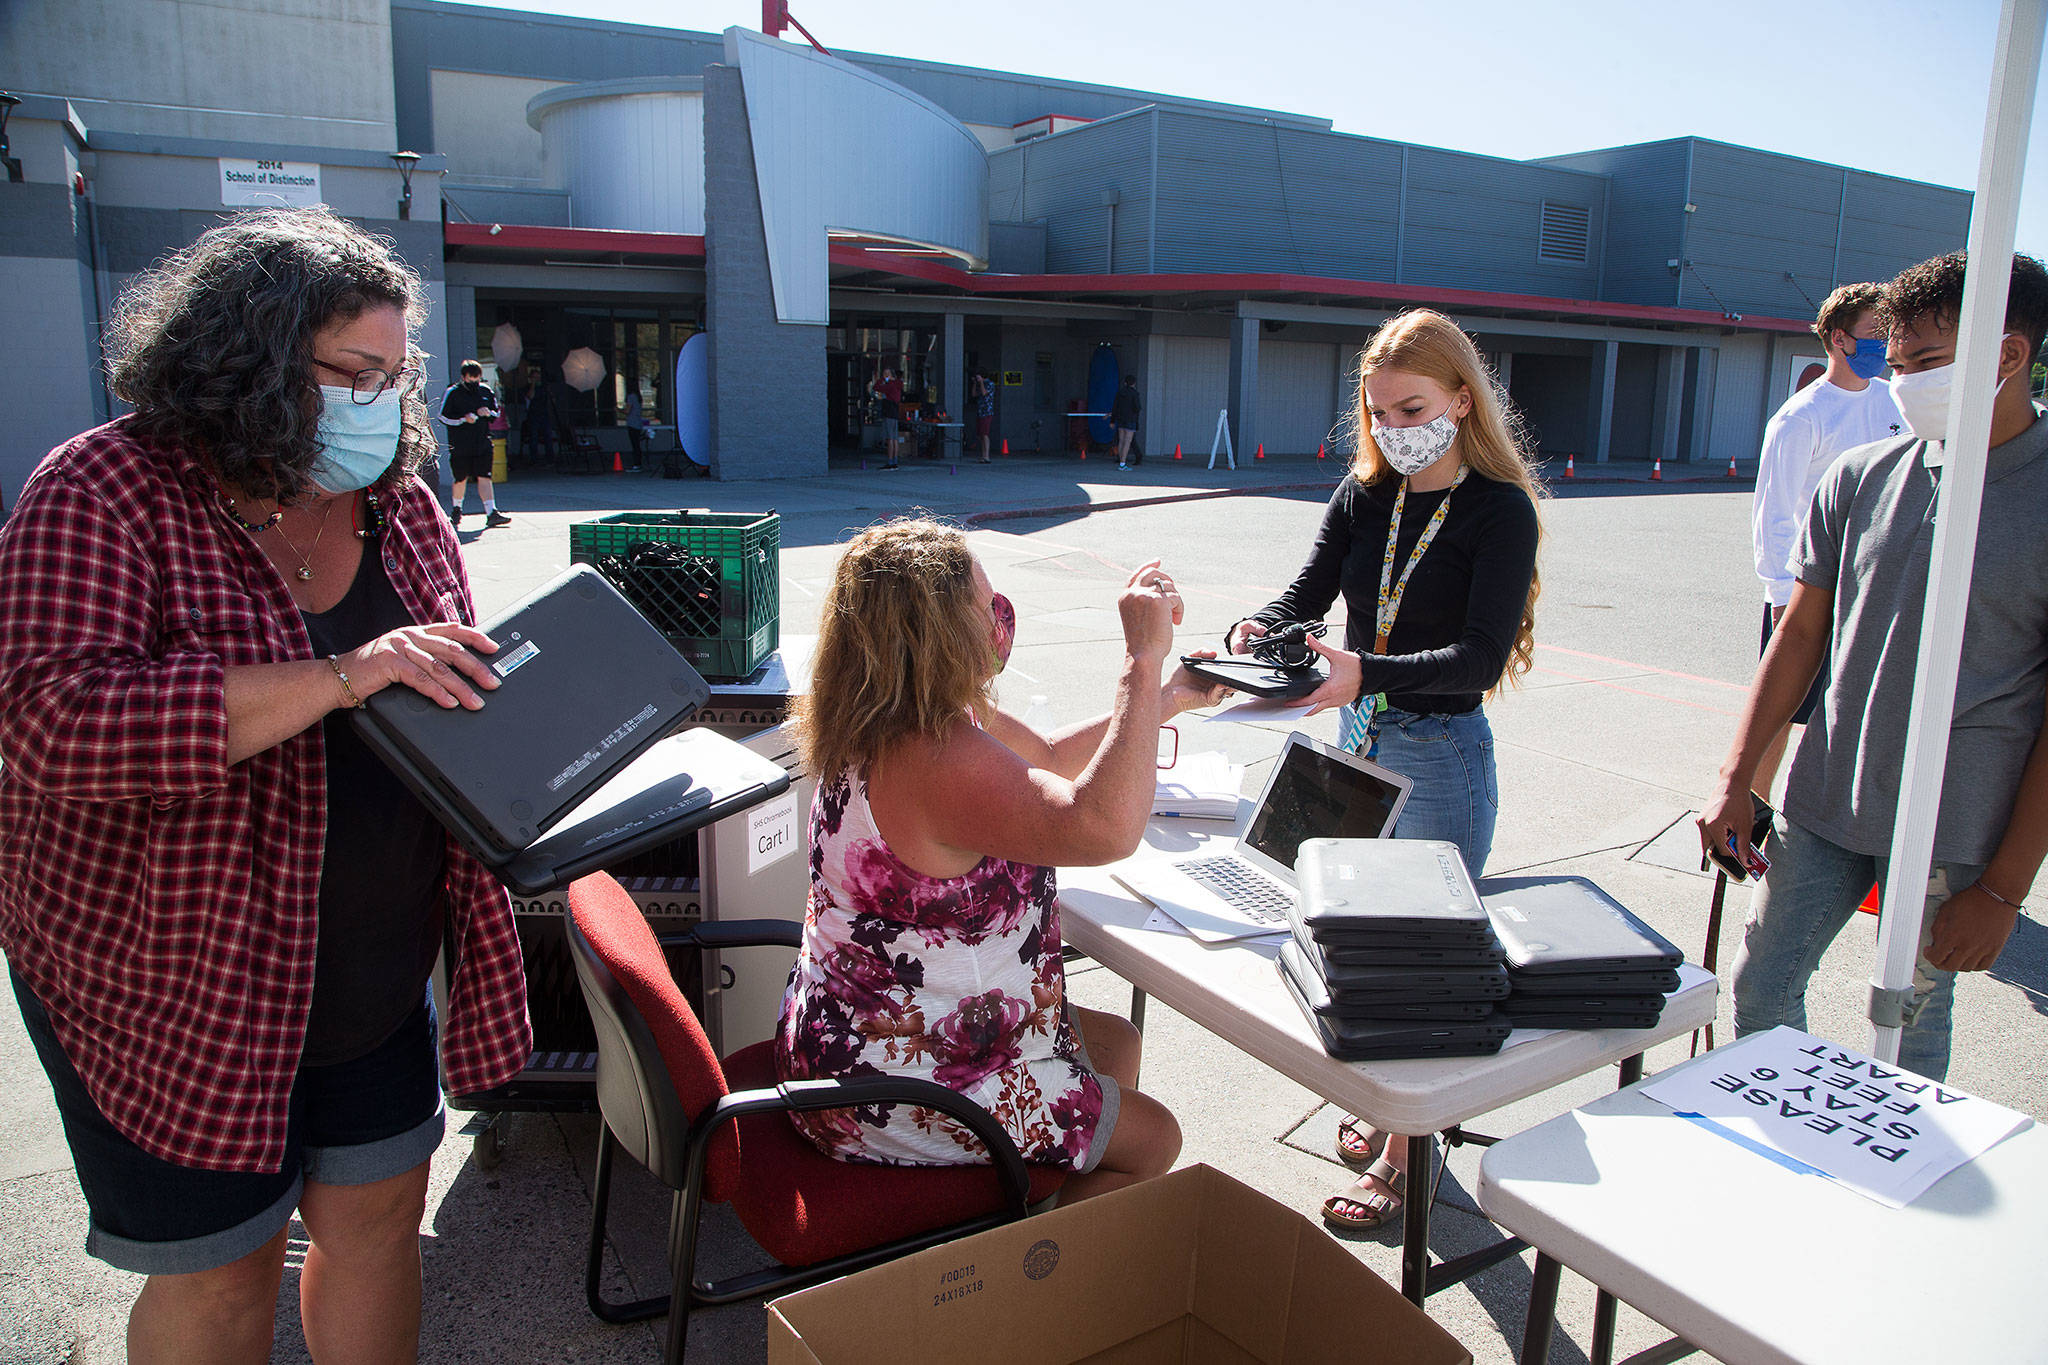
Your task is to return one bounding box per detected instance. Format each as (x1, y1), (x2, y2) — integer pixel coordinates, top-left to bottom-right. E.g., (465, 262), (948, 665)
(1846, 337), (1889, 380)
(309, 385), (403, 494)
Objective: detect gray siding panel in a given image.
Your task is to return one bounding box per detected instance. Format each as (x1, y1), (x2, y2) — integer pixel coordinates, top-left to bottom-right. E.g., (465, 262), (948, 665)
(1148, 113), (1604, 297)
(994, 112), (1155, 275)
(1682, 142), (1846, 318)
(1400, 148), (1605, 297)
(1709, 332), (1771, 468)
(1539, 141), (1687, 308)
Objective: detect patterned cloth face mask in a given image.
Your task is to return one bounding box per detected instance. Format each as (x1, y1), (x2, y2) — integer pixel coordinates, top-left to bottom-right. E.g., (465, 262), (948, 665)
(989, 592), (1016, 672)
(1371, 405), (1460, 476)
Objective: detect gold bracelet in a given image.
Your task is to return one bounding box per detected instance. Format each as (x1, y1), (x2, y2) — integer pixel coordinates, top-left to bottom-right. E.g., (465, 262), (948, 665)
(328, 654), (364, 710)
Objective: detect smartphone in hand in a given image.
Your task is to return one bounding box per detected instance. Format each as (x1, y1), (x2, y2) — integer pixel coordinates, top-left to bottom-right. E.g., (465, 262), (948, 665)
(1703, 791), (1775, 882)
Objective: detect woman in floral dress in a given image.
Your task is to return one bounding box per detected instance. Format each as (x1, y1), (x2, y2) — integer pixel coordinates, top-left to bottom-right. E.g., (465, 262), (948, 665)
(778, 519), (1224, 1200)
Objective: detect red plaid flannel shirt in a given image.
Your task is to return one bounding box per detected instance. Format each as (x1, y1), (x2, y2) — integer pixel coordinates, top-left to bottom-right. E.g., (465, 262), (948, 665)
(0, 420), (531, 1173)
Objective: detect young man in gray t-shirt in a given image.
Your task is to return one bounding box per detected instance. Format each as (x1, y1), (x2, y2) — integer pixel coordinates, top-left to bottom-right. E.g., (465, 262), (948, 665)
(1700, 251), (2048, 1082)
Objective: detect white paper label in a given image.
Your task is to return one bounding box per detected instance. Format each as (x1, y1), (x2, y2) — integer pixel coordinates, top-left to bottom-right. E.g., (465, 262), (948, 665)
(1639, 1026), (2031, 1208)
(219, 158), (323, 208)
(747, 792), (800, 874)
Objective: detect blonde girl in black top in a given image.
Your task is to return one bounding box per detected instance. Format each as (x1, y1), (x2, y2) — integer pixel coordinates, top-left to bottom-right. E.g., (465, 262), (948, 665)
(1230, 309), (1543, 1231)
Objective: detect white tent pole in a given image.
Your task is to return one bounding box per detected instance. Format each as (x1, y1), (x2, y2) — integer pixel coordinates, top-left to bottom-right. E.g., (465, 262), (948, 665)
(1869, 0), (2046, 1064)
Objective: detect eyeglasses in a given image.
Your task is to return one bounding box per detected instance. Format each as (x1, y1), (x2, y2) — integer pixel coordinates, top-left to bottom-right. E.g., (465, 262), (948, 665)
(313, 357), (424, 405)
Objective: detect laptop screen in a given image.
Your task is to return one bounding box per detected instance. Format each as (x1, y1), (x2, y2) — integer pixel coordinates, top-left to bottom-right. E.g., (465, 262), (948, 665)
(1241, 739), (1407, 873)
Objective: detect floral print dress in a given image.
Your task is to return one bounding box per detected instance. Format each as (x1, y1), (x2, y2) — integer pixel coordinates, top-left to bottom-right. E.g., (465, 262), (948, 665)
(775, 766), (1117, 1171)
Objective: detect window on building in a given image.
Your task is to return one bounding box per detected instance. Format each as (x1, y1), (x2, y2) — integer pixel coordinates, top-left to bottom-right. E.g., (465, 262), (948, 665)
(1538, 201), (1591, 266)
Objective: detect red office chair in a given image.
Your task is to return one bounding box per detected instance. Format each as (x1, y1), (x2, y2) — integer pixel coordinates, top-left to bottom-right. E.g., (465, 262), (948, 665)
(565, 872), (1065, 1364)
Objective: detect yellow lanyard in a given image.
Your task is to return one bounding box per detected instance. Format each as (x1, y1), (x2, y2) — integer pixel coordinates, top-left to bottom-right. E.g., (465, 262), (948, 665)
(1373, 467), (1467, 654)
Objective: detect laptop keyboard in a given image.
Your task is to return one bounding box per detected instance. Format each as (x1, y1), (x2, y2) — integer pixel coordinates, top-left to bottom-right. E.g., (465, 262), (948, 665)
(1177, 855), (1293, 924)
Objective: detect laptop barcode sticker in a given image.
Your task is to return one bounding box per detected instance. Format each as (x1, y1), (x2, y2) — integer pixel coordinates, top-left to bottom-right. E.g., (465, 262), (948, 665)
(1497, 905), (1527, 922)
(493, 639), (540, 678)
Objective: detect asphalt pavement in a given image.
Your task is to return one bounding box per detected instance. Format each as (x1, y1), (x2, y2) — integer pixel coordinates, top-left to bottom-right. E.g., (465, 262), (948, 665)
(3, 447), (2041, 1364)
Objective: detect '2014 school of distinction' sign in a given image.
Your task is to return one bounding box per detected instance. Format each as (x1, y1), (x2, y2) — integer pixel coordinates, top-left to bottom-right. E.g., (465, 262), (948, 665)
(219, 158), (322, 209)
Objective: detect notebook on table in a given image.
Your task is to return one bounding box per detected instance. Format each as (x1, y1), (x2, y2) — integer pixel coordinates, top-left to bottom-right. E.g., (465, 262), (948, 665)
(1305, 956), (1511, 1001)
(1278, 941), (1502, 1023)
(1292, 838), (1497, 944)
(1278, 946), (1511, 1061)
(1504, 967), (1681, 997)
(352, 564), (784, 893)
(1477, 876), (1684, 976)
(1111, 732), (1412, 942)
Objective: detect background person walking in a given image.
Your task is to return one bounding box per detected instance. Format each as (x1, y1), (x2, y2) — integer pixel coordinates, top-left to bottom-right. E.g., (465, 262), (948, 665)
(438, 359), (509, 527)
(1112, 375), (1143, 469)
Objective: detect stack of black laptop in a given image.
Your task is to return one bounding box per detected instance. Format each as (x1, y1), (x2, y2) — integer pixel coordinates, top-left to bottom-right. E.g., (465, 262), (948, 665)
(1277, 839), (1513, 1061)
(1477, 876), (1684, 1029)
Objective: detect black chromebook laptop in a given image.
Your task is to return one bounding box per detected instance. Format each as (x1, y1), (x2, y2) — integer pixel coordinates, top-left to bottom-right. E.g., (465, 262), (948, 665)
(1278, 941), (1501, 1023)
(1278, 946), (1511, 1061)
(352, 565), (781, 893)
(1478, 876), (1684, 976)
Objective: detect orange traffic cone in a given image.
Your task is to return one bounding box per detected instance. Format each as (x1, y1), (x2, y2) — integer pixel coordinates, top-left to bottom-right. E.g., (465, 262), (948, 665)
(1727, 453), (1740, 477)
(1651, 457), (1663, 481)
(1173, 443), (1183, 460)
(1316, 442), (1327, 461)
(1255, 443), (1265, 460)
(1001, 438), (1009, 456)
(1564, 454), (1576, 479)
(1856, 882), (1882, 916)
(611, 450), (624, 473)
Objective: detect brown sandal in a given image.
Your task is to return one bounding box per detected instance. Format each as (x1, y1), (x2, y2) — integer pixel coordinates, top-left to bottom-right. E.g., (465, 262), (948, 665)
(1320, 1156), (1406, 1232)
(1334, 1114), (1387, 1169)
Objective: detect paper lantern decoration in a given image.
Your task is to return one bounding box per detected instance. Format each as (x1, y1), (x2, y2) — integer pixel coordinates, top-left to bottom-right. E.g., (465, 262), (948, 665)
(561, 346), (606, 392)
(489, 323), (523, 374)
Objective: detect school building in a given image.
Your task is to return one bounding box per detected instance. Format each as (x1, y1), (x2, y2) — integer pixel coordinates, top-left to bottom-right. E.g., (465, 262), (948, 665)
(0, 0), (1973, 494)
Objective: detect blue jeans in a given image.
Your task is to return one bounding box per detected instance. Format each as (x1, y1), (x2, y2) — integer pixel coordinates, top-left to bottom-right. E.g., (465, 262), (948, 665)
(1730, 815), (1976, 1082)
(1359, 704), (1499, 876)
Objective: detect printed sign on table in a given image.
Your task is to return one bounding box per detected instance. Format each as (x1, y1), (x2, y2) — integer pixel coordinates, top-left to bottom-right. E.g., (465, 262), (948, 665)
(1640, 1026), (2031, 1208)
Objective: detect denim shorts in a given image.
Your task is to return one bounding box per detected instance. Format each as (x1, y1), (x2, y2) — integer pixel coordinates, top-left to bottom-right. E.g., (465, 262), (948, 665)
(11, 971), (445, 1275)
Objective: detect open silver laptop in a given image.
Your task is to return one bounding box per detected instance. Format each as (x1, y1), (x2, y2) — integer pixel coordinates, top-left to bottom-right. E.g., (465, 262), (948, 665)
(1113, 731), (1412, 942)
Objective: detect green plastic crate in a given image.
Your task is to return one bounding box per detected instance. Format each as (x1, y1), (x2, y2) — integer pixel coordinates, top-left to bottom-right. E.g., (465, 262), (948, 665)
(570, 510), (779, 680)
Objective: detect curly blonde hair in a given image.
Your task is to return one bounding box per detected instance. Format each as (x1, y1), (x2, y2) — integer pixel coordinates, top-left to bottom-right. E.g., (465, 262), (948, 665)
(1349, 309), (1545, 690)
(790, 518), (998, 782)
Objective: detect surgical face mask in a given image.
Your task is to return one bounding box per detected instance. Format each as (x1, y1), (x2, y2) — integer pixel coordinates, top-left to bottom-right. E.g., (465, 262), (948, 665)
(1846, 337), (1889, 381)
(1890, 352), (2013, 444)
(989, 592), (1016, 673)
(1371, 405), (1460, 476)
(309, 385), (403, 494)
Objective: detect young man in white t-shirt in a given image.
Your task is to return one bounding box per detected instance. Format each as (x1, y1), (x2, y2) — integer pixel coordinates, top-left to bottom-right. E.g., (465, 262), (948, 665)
(1748, 283), (1905, 793)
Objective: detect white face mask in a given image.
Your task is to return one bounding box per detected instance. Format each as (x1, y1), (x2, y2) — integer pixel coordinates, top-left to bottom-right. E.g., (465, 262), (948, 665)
(1372, 406), (1460, 476)
(1890, 342), (2015, 444)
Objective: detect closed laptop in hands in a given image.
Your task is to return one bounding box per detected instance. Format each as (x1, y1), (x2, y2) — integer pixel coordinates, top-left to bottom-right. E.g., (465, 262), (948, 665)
(352, 564), (783, 892)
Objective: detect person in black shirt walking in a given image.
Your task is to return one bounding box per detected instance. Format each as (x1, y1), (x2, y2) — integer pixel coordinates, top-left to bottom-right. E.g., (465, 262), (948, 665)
(1112, 375), (1143, 469)
(438, 360), (510, 527)
(1228, 309), (1542, 1233)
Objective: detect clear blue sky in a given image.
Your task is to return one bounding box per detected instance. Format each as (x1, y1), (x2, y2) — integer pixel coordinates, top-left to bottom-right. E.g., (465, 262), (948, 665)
(472, 0), (2048, 260)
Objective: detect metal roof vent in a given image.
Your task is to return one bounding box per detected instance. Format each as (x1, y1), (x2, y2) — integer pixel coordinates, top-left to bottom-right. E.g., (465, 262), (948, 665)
(1538, 201), (1591, 266)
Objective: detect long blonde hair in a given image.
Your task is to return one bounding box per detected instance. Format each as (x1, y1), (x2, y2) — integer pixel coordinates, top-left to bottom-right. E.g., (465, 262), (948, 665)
(1350, 309), (1545, 689)
(789, 517), (997, 781)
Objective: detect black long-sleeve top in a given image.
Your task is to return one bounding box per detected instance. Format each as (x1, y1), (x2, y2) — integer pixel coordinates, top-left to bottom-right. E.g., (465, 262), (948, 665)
(1247, 471), (1539, 715)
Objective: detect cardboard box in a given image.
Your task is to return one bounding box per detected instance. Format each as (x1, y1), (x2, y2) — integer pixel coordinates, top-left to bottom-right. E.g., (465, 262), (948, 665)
(766, 1164), (1471, 1365)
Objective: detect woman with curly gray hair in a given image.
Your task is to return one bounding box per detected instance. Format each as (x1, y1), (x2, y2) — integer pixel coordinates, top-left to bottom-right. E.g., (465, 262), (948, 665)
(0, 207), (532, 1364)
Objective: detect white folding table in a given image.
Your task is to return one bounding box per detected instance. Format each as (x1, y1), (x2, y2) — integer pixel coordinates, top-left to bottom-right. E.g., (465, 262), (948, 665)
(1476, 1052), (2048, 1365)
(1058, 828), (1717, 1314)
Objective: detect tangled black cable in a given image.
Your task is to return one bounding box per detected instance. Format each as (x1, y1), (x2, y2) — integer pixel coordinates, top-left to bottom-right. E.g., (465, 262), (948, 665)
(1248, 620), (1327, 672)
